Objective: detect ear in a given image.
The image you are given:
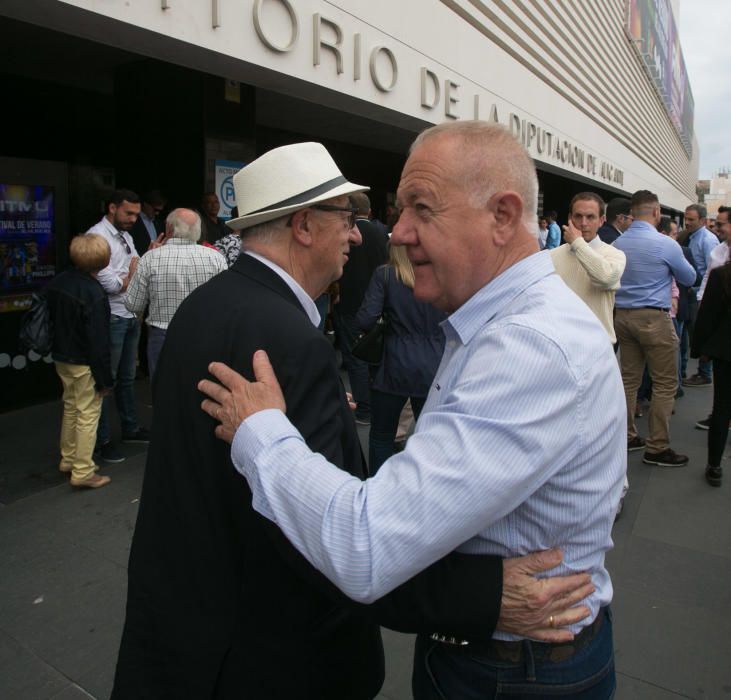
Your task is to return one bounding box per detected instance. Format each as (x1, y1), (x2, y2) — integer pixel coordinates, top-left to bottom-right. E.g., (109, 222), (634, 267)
(489, 191), (523, 246)
(290, 209), (314, 247)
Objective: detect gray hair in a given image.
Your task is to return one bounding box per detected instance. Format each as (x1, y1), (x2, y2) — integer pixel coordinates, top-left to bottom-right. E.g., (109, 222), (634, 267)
(240, 214), (291, 246)
(685, 203), (707, 219)
(411, 121), (539, 236)
(166, 208), (201, 241)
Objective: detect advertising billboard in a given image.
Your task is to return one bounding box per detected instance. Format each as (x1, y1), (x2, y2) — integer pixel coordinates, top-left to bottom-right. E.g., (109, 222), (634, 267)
(627, 0), (694, 153)
(0, 184), (56, 312)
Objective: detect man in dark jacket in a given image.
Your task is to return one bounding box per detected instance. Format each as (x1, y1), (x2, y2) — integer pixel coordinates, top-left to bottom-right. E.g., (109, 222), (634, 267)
(657, 216), (700, 397)
(598, 197), (632, 244)
(332, 191), (388, 423)
(129, 189), (166, 256)
(46, 234), (114, 488)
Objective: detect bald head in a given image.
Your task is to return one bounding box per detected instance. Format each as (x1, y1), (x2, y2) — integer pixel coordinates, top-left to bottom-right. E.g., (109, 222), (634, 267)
(411, 121), (539, 232)
(166, 208), (202, 242)
(392, 121), (540, 312)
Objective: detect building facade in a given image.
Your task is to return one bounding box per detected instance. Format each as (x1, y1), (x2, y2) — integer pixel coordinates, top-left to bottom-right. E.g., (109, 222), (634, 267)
(0, 0), (698, 409)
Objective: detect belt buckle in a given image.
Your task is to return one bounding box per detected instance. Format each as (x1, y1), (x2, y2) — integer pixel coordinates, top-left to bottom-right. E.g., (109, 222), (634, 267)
(429, 633), (469, 646)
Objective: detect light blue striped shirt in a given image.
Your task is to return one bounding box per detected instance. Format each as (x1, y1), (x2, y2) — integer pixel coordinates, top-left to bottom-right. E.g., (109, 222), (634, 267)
(231, 251), (626, 638)
(613, 220), (696, 308)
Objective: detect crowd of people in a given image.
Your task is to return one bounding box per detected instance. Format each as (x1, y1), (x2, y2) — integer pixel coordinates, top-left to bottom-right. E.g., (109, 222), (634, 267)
(37, 119), (730, 698)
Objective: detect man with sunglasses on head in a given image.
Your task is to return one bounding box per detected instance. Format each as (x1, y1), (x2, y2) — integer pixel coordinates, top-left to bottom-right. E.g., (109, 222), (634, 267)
(86, 189), (149, 464)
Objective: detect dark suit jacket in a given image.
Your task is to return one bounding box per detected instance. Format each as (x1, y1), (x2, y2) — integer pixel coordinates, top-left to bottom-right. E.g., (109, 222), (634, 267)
(337, 218), (388, 315)
(691, 265), (731, 362)
(597, 223), (621, 245)
(112, 253), (502, 700)
(678, 246), (701, 323)
(130, 214), (162, 256)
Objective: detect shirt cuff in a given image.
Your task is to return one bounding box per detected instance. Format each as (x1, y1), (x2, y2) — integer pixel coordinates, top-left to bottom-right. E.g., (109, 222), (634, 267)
(231, 409), (297, 477)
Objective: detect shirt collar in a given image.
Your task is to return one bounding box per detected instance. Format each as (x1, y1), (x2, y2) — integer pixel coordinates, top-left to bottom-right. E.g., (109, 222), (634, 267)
(445, 251), (554, 345)
(624, 220), (659, 235)
(689, 226), (709, 239)
(588, 235), (602, 249)
(101, 216), (133, 248)
(244, 250), (321, 327)
(164, 237), (195, 245)
(101, 216), (123, 236)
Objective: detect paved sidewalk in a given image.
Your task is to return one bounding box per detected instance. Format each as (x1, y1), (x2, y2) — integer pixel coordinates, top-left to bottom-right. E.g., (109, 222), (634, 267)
(1, 377), (730, 699)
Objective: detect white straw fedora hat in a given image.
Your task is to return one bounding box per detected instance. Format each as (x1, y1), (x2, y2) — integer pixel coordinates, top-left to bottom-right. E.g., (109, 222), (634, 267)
(226, 142), (369, 231)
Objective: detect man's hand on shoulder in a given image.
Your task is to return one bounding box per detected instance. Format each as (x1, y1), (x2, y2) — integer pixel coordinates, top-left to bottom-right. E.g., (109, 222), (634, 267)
(199, 351), (287, 443)
(497, 548), (594, 643)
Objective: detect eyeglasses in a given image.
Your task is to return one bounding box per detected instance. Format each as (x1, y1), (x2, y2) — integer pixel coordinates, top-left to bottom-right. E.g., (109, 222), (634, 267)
(311, 205), (358, 230)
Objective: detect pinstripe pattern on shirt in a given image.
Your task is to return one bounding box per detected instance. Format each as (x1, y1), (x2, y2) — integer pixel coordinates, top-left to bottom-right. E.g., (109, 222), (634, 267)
(232, 251), (627, 638)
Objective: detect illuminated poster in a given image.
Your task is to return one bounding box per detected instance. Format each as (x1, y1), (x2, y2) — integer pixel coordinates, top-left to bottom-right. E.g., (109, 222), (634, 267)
(0, 184), (55, 312)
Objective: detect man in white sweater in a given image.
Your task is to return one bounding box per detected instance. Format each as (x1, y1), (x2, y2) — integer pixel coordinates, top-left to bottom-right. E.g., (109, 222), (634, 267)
(551, 192), (628, 517)
(550, 192), (626, 343)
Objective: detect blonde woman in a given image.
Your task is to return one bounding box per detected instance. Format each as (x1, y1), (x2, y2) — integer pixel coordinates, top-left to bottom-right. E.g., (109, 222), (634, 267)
(355, 244), (446, 473)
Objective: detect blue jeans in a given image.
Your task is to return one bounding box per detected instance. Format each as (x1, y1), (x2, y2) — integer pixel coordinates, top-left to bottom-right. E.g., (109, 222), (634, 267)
(413, 608), (615, 699)
(97, 315), (140, 445)
(698, 357), (713, 380)
(332, 308), (370, 416)
(146, 325), (166, 382)
(369, 389), (425, 474)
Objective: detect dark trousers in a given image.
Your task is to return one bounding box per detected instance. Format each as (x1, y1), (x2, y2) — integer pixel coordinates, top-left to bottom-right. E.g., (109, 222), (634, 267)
(369, 389), (425, 474)
(673, 318), (684, 386)
(709, 358), (731, 467)
(413, 608), (615, 700)
(332, 308), (370, 417)
(97, 315), (140, 445)
(679, 321), (690, 377)
(146, 325), (167, 383)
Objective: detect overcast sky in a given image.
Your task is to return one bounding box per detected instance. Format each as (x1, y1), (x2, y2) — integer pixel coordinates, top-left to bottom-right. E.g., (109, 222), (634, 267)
(679, 0), (731, 179)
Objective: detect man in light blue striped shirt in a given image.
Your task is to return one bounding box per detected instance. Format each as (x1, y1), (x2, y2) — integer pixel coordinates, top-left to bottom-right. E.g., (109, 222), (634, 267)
(199, 122), (626, 698)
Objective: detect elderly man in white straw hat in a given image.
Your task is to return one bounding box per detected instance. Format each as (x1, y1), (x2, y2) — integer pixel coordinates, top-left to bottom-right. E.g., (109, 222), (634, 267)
(112, 142), (593, 700)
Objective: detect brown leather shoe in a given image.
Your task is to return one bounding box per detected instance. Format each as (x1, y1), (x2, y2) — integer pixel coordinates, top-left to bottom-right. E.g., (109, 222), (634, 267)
(70, 474), (111, 489)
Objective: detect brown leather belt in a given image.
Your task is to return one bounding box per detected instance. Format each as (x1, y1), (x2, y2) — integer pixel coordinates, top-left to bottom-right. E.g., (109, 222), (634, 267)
(430, 608), (605, 665)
